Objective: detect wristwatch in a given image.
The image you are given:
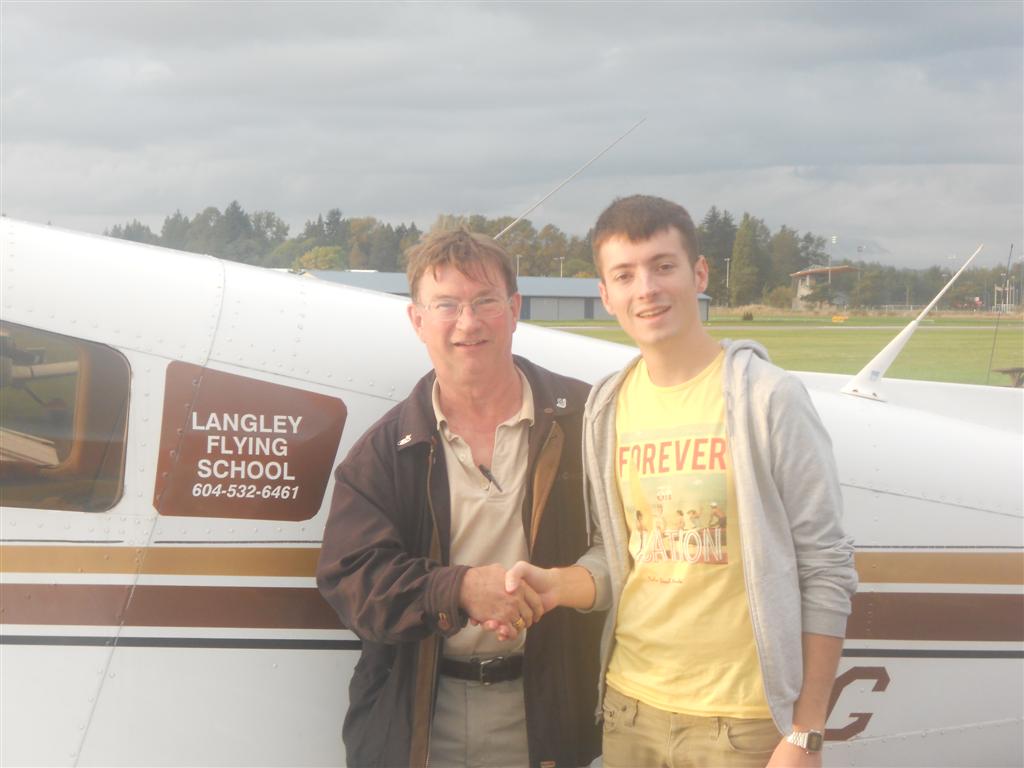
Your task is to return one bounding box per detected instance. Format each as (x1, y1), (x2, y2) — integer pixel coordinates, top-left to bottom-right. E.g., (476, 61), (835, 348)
(785, 729), (824, 752)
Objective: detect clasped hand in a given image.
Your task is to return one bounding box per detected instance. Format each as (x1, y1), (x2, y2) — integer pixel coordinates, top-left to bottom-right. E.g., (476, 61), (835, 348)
(459, 562), (559, 641)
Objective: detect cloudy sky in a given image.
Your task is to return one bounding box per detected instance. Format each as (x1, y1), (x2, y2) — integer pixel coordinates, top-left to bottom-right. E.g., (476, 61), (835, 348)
(2, 1), (1021, 268)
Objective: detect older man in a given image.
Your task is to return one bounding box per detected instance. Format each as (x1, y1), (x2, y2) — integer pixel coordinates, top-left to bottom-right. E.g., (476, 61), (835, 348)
(317, 229), (602, 768)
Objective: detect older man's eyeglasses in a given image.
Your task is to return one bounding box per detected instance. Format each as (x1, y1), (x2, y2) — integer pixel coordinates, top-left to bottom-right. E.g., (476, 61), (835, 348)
(418, 296), (511, 321)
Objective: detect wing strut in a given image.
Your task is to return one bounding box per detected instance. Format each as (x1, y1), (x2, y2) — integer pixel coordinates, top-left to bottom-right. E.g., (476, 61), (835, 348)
(841, 244), (984, 401)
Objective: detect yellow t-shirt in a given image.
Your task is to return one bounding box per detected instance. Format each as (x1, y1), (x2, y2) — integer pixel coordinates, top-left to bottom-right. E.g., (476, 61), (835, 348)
(605, 352), (770, 718)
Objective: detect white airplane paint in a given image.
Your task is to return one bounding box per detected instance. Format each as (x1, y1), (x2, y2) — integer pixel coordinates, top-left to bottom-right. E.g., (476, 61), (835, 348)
(1, 218), (1021, 767)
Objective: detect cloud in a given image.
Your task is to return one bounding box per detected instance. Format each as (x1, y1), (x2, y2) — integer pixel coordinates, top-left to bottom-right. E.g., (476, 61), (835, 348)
(2, 0), (1020, 268)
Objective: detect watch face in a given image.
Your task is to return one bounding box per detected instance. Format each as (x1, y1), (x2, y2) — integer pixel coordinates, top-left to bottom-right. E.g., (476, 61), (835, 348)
(806, 731), (824, 752)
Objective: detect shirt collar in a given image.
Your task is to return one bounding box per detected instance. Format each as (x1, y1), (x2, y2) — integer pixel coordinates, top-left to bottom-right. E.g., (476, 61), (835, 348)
(432, 367), (535, 437)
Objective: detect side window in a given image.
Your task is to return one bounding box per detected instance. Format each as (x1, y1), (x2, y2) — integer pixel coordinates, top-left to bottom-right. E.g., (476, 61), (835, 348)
(0, 321), (130, 512)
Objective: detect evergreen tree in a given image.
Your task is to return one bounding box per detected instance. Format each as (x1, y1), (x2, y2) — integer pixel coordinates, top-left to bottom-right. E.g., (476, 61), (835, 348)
(566, 231), (594, 277)
(396, 223), (422, 270)
(324, 208), (349, 249)
(217, 201), (253, 243)
(346, 217), (379, 267)
(106, 219), (159, 245)
(301, 215), (326, 242)
(368, 224), (401, 271)
(160, 210), (190, 250)
(698, 207), (736, 305)
(799, 233), (827, 270)
(769, 225), (803, 289)
(729, 214), (770, 306)
(466, 214), (495, 236)
(493, 218), (538, 275)
(535, 224), (569, 276)
(850, 265), (884, 308)
(184, 207), (222, 254)
(251, 211), (289, 250)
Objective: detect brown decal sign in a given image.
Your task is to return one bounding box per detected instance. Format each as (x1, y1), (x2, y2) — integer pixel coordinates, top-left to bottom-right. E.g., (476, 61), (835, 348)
(826, 666), (890, 741)
(154, 362), (347, 521)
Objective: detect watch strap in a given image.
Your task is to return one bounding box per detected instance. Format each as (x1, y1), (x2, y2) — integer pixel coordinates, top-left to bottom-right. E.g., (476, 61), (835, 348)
(786, 729), (824, 752)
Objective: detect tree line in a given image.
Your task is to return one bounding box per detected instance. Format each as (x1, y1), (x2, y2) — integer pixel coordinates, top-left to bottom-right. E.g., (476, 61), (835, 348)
(107, 202), (1019, 309)
(697, 208), (1019, 309)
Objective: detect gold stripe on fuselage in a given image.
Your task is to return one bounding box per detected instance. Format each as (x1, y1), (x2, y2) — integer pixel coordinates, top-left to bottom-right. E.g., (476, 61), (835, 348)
(0, 545), (317, 576)
(854, 552), (1023, 585)
(1, 546), (1021, 584)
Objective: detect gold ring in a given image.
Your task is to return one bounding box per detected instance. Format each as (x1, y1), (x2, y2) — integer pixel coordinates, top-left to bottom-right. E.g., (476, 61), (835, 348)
(512, 616), (526, 631)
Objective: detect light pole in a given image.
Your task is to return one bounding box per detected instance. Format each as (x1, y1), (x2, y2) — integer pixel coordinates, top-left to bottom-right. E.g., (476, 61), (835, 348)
(829, 235), (837, 285)
(516, 254), (522, 277)
(724, 257), (731, 306)
(557, 256), (565, 278)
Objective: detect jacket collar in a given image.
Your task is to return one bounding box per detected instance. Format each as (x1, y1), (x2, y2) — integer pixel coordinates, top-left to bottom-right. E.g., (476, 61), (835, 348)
(393, 355), (582, 452)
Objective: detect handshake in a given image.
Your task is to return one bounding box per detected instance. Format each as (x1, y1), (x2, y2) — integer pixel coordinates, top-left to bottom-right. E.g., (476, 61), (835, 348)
(458, 562), (563, 642)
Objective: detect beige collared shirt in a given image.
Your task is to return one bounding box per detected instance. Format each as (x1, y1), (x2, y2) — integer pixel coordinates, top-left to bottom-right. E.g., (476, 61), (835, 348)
(432, 369), (533, 658)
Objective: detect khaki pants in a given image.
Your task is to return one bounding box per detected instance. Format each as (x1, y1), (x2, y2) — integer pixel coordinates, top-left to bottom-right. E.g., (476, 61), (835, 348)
(602, 686), (781, 768)
(429, 674), (530, 768)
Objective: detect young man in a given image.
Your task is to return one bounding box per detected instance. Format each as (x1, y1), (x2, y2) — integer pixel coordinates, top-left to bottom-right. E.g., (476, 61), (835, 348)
(316, 229), (602, 767)
(504, 196), (857, 767)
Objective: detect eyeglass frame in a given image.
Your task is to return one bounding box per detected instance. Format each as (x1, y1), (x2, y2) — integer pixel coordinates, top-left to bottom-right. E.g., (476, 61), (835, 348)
(415, 294), (515, 321)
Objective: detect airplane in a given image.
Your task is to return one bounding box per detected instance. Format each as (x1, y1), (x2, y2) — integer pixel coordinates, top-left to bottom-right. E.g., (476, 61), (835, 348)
(1, 216), (1021, 767)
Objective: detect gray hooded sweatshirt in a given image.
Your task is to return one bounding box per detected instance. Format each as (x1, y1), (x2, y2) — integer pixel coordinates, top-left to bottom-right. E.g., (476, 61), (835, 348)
(576, 339), (858, 733)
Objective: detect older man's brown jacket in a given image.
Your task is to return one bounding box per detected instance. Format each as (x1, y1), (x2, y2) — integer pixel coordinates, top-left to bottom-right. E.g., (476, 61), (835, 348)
(316, 356), (603, 768)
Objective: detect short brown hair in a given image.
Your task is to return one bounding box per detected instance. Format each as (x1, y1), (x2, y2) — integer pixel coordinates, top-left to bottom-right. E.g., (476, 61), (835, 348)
(405, 228), (517, 301)
(591, 195), (700, 274)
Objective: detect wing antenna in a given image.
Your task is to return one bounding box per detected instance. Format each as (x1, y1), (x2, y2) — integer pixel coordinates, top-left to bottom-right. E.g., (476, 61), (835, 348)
(841, 244), (984, 401)
(494, 117), (647, 240)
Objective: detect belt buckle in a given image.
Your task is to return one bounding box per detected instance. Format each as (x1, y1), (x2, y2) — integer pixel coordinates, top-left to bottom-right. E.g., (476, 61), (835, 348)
(477, 656), (505, 686)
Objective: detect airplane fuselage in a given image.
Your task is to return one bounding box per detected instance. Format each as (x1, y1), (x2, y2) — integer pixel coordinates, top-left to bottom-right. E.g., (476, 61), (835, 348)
(1, 219), (1021, 767)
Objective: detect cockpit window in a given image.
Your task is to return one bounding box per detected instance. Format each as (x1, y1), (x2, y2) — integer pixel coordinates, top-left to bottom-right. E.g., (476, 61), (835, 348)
(0, 321), (129, 512)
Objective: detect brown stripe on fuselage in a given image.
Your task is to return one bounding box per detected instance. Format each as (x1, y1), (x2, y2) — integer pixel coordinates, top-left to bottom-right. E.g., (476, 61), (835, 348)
(1, 583), (1020, 641)
(0, 584), (343, 629)
(0, 545), (317, 576)
(847, 592), (1023, 641)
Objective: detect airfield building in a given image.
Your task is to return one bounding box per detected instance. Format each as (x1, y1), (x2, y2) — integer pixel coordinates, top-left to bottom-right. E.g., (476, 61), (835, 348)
(790, 265), (860, 310)
(308, 271), (711, 323)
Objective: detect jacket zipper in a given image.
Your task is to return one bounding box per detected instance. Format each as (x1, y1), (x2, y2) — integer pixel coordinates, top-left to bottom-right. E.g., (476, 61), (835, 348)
(527, 421), (557, 557)
(422, 440), (440, 768)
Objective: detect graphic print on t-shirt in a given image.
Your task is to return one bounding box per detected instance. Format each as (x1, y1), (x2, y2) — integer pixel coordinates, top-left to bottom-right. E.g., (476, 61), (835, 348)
(617, 423), (729, 568)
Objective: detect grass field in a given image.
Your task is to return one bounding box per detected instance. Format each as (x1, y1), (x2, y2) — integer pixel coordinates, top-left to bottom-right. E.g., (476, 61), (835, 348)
(533, 316), (1024, 386)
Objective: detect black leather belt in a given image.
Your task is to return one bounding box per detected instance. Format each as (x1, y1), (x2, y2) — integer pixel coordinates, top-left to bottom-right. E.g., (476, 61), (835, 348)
(439, 655), (524, 685)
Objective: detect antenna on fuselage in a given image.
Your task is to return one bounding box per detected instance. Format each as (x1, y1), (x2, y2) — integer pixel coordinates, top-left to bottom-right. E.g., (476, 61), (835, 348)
(494, 117), (647, 241)
(841, 244), (984, 401)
